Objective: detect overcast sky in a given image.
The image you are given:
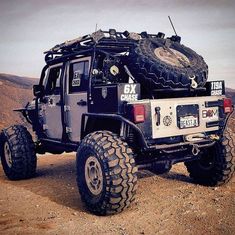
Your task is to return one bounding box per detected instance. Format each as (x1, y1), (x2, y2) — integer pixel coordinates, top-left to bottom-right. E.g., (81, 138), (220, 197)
(0, 0), (235, 88)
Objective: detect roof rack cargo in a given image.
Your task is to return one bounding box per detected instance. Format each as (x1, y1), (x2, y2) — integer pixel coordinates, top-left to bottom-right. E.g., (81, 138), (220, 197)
(44, 29), (165, 63)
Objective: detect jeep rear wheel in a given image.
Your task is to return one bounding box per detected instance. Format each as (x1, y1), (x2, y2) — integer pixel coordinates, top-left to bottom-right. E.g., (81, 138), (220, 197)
(76, 131), (138, 215)
(0, 125), (37, 180)
(185, 122), (235, 186)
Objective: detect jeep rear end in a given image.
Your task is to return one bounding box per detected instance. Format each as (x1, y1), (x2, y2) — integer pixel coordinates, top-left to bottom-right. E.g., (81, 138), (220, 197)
(126, 95), (233, 156)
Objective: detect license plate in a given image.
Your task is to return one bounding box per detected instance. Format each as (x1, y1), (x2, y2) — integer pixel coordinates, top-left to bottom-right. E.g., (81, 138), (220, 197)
(179, 115), (199, 129)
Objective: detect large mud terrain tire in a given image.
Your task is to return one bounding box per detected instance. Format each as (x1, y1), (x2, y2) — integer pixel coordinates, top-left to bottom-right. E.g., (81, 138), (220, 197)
(185, 118), (235, 186)
(0, 125), (37, 180)
(128, 38), (208, 93)
(76, 131), (138, 215)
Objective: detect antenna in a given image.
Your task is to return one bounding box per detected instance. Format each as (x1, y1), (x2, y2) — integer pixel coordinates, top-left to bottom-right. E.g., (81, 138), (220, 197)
(168, 16), (178, 36)
(95, 23), (98, 32)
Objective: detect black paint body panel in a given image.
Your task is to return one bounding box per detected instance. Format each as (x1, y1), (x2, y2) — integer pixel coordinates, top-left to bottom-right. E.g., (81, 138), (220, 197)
(89, 83), (140, 114)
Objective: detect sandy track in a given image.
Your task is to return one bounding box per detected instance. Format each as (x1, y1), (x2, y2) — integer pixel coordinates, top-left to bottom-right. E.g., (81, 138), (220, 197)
(0, 153), (234, 235)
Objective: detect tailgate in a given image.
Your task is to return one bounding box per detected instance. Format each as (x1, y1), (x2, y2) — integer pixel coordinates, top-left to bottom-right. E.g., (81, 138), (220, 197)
(150, 96), (222, 139)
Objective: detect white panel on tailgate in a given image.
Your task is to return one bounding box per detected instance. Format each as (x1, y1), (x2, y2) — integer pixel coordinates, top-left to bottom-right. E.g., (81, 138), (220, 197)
(150, 96), (223, 139)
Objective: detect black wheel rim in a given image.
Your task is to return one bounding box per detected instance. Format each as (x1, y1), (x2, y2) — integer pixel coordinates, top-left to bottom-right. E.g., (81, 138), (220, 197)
(198, 149), (215, 170)
(4, 142), (12, 168)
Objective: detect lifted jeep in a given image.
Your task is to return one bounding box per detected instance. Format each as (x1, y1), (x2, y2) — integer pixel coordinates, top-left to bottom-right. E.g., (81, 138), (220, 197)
(0, 29), (234, 215)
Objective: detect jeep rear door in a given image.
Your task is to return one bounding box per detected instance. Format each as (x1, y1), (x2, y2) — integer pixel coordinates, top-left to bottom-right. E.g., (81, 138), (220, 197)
(65, 57), (91, 142)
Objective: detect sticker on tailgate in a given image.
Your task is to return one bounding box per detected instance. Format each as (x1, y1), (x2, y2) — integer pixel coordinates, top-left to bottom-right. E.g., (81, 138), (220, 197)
(202, 108), (218, 120)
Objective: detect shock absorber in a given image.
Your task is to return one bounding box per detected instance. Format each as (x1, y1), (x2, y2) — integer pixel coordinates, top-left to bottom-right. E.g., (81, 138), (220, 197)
(126, 126), (135, 145)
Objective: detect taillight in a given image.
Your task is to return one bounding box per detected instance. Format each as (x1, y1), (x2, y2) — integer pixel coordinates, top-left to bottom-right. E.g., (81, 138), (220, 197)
(223, 98), (233, 113)
(132, 104), (145, 123)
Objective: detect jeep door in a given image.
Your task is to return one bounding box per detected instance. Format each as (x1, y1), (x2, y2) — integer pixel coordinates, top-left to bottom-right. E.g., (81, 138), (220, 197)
(65, 57), (91, 142)
(41, 63), (63, 139)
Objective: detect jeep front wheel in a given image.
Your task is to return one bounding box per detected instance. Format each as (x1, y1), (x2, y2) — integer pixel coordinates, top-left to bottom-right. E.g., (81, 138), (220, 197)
(0, 125), (37, 180)
(76, 131), (138, 215)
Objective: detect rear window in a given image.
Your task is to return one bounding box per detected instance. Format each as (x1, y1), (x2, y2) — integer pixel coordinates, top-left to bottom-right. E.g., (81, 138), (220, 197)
(69, 61), (89, 93)
(45, 66), (62, 95)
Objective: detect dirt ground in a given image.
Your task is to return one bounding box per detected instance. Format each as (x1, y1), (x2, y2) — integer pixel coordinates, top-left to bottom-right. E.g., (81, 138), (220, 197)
(0, 153), (234, 235)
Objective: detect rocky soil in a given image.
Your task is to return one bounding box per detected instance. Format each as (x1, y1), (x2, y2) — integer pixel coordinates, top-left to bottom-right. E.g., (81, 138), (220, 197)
(0, 153), (234, 235)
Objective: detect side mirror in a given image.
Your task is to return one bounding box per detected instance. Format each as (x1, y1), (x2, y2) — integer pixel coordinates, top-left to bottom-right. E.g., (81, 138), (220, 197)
(33, 84), (44, 97)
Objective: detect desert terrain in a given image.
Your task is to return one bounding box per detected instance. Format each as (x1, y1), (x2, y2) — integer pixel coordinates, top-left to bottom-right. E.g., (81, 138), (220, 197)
(0, 74), (35, 130)
(0, 74), (234, 235)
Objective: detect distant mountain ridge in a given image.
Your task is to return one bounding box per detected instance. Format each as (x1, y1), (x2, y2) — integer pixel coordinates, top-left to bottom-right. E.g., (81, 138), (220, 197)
(0, 73), (38, 89)
(225, 87), (235, 104)
(0, 74), (34, 130)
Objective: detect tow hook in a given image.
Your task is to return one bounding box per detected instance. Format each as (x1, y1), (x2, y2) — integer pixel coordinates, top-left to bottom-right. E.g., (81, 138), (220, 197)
(209, 134), (220, 141)
(192, 144), (200, 156)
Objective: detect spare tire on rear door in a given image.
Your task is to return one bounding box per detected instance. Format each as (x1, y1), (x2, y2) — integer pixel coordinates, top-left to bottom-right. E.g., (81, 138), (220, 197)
(127, 38), (208, 96)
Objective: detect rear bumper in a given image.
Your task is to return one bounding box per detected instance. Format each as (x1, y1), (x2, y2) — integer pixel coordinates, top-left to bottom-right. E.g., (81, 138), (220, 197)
(148, 138), (216, 155)
(82, 112), (218, 153)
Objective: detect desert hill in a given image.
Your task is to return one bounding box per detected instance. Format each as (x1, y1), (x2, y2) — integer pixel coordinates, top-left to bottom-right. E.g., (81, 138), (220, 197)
(0, 73), (37, 89)
(225, 87), (235, 104)
(0, 73), (38, 130)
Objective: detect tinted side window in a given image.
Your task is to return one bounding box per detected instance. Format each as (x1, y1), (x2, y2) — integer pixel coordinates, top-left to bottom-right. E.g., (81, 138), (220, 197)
(45, 66), (62, 95)
(69, 61), (89, 93)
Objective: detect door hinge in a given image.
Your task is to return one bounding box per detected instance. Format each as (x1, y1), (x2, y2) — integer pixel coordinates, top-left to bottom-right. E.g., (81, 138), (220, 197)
(41, 104), (46, 111)
(66, 127), (72, 133)
(64, 105), (71, 111)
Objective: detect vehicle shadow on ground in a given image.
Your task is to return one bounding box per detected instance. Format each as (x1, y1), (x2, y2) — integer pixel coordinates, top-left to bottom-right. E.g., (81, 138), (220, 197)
(137, 168), (194, 184)
(0, 155), (85, 212)
(158, 171), (194, 184)
(0, 155), (194, 212)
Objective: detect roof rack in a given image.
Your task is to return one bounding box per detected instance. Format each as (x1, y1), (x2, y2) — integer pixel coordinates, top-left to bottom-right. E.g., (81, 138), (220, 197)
(44, 29), (165, 62)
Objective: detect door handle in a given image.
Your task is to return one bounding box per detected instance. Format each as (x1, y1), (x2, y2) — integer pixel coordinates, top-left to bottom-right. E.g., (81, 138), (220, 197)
(56, 100), (62, 106)
(77, 99), (87, 106)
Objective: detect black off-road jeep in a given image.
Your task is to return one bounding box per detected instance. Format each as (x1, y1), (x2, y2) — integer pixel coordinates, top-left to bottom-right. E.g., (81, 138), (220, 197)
(0, 29), (234, 215)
